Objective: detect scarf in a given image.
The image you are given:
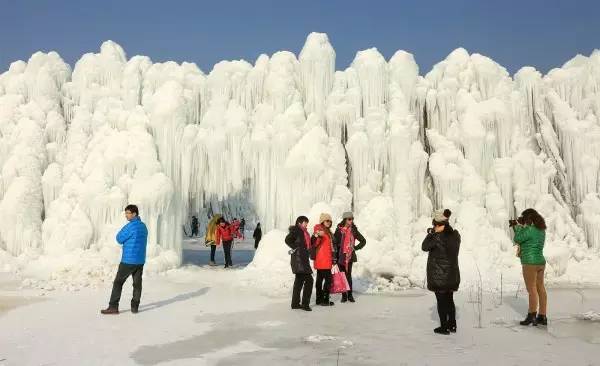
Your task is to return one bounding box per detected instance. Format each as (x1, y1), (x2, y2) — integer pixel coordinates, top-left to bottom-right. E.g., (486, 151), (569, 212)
(301, 226), (311, 250)
(340, 225), (355, 266)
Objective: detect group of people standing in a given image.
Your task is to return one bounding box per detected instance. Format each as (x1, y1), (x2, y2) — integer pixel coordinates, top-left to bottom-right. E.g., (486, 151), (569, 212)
(284, 211), (366, 311)
(204, 215), (245, 268)
(100, 203), (548, 339)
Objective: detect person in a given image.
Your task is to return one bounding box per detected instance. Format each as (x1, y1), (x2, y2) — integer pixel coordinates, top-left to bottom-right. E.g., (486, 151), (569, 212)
(205, 214), (222, 265)
(253, 223), (262, 249)
(216, 218), (234, 268)
(240, 218), (246, 239)
(512, 208), (547, 326)
(231, 218), (242, 240)
(285, 216), (313, 311)
(312, 213), (335, 306)
(101, 204), (148, 315)
(333, 211), (366, 303)
(422, 209), (461, 335)
(191, 216), (199, 237)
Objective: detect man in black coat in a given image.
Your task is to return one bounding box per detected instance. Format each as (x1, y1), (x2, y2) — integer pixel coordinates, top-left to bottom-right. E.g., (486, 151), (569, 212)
(285, 216), (313, 311)
(422, 209), (461, 335)
(333, 211), (366, 303)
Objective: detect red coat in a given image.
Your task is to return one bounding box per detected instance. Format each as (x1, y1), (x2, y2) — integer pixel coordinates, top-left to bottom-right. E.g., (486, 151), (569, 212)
(216, 225), (234, 245)
(313, 224), (334, 270)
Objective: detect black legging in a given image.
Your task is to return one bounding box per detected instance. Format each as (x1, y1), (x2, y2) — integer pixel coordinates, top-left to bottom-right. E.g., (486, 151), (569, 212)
(434, 291), (456, 326)
(292, 273), (313, 307)
(210, 245), (216, 262)
(222, 240), (233, 266)
(315, 269), (332, 303)
(339, 261), (353, 293)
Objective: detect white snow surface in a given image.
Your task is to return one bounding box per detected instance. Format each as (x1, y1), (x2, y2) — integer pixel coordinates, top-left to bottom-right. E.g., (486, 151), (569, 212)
(1, 34), (600, 291)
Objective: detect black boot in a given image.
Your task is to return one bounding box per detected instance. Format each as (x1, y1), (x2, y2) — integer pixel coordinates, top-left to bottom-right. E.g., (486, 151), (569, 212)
(536, 314), (547, 326)
(341, 293), (348, 303)
(320, 295), (334, 306)
(520, 312), (538, 326)
(448, 319), (456, 333)
(434, 322), (450, 335)
(347, 291), (355, 303)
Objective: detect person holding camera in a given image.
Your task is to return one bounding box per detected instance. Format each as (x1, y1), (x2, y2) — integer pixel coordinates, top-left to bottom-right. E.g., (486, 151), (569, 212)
(312, 213), (335, 306)
(511, 208), (547, 326)
(285, 216), (314, 311)
(422, 209), (461, 335)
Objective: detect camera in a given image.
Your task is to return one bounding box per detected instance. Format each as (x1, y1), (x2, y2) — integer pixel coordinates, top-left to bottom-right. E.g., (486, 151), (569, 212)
(508, 216), (524, 227)
(427, 227), (435, 234)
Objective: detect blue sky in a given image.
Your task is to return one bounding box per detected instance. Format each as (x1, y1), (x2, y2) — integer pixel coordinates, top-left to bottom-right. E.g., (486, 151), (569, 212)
(1, 0), (598, 75)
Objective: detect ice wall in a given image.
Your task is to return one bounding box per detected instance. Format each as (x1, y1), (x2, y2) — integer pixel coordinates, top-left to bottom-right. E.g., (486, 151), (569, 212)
(1, 33), (599, 290)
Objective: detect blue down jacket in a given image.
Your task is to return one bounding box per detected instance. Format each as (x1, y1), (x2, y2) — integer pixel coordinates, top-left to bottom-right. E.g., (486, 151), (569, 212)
(116, 216), (148, 265)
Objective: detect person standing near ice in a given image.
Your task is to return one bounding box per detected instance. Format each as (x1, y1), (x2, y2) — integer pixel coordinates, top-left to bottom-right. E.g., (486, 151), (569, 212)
(333, 212), (366, 303)
(191, 216), (199, 237)
(312, 213), (335, 306)
(253, 222), (262, 249)
(512, 208), (548, 326)
(422, 209), (461, 335)
(216, 218), (235, 268)
(240, 218), (246, 239)
(285, 216), (313, 311)
(101, 204), (148, 315)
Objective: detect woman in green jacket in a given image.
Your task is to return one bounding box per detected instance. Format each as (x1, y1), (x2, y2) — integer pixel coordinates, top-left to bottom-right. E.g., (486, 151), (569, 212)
(513, 208), (547, 326)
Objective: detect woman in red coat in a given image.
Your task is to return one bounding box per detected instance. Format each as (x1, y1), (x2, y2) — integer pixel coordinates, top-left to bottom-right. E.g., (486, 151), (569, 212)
(312, 213), (335, 306)
(216, 218), (234, 268)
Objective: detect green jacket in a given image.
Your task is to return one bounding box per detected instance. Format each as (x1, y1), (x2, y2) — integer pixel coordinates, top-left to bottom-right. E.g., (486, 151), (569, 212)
(513, 225), (546, 265)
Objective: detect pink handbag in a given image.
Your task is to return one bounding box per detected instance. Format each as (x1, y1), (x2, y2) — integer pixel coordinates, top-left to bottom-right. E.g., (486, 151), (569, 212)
(330, 265), (350, 294)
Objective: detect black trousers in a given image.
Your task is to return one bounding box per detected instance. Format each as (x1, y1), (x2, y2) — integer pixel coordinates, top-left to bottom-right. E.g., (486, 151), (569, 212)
(191, 227), (198, 236)
(339, 261), (353, 293)
(315, 269), (332, 303)
(292, 273), (313, 307)
(254, 239), (260, 249)
(109, 263), (144, 308)
(210, 245), (216, 262)
(434, 291), (456, 326)
(222, 240), (233, 266)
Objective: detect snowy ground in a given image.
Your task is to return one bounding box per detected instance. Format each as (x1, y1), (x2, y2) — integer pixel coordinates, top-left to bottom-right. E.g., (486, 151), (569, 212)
(1, 238), (600, 366)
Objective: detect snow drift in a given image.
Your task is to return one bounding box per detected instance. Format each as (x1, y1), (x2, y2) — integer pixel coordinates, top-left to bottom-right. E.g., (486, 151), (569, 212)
(1, 34), (599, 291)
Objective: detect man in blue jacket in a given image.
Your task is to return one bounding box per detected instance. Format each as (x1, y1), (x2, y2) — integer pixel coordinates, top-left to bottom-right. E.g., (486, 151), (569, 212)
(101, 204), (148, 315)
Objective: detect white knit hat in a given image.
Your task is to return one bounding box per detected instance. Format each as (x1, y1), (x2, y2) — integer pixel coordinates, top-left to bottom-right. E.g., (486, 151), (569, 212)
(319, 213), (332, 223)
(432, 209), (448, 223)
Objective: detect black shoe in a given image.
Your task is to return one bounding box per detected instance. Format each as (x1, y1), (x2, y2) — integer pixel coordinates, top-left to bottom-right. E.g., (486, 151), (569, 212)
(301, 305), (312, 312)
(520, 312), (538, 326)
(347, 293), (355, 303)
(536, 314), (547, 326)
(291, 304), (302, 310)
(448, 319), (456, 333)
(319, 301), (335, 306)
(341, 293), (348, 303)
(434, 326), (450, 335)
(131, 306), (139, 314)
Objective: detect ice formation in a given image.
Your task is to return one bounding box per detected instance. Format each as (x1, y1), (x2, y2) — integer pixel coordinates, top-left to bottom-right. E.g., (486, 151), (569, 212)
(1, 34), (599, 291)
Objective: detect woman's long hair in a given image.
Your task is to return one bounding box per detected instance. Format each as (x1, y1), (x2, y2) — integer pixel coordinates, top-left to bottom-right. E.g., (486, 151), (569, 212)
(521, 208), (547, 230)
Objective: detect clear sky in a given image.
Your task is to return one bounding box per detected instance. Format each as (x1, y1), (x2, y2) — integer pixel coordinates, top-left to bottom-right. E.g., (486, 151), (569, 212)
(1, 0), (598, 75)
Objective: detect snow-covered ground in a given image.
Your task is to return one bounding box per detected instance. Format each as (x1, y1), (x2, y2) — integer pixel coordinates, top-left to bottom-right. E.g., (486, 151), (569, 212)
(1, 238), (599, 366)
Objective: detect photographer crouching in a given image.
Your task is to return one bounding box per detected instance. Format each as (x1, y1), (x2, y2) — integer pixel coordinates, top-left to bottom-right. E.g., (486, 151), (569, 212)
(510, 208), (547, 326)
(422, 209), (461, 335)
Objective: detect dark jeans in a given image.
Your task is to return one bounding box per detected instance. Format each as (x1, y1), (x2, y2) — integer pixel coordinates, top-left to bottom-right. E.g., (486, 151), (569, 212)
(434, 291), (456, 327)
(191, 227), (198, 236)
(254, 239), (260, 249)
(339, 261), (353, 293)
(292, 273), (313, 307)
(109, 263), (144, 309)
(315, 269), (332, 303)
(223, 240), (233, 266)
(210, 245), (216, 262)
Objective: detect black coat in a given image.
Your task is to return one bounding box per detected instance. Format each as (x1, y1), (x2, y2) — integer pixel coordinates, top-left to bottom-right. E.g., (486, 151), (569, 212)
(333, 224), (366, 264)
(253, 226), (262, 241)
(422, 224), (461, 292)
(285, 225), (312, 274)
